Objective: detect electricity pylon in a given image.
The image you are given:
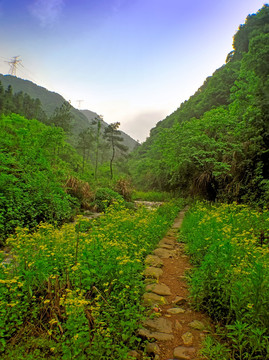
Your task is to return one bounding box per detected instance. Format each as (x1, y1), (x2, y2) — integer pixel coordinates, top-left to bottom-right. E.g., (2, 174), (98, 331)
(77, 100), (84, 109)
(6, 56), (22, 76)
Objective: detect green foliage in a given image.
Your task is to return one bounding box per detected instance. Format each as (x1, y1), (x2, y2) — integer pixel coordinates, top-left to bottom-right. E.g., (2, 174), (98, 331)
(0, 82), (47, 122)
(0, 201), (182, 358)
(0, 114), (80, 242)
(93, 187), (124, 212)
(181, 202), (269, 359)
(48, 101), (73, 133)
(129, 5), (269, 205)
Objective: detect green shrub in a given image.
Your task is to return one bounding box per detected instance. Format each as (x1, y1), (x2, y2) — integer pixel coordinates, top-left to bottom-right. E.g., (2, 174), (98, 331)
(93, 187), (124, 212)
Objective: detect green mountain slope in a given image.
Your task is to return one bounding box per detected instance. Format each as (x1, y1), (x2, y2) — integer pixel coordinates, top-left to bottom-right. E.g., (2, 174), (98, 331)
(130, 4), (269, 205)
(0, 74), (138, 152)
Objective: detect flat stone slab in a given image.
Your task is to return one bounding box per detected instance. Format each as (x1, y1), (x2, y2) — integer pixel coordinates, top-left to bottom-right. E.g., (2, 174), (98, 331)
(158, 242), (175, 250)
(145, 254), (164, 268)
(153, 248), (175, 258)
(173, 346), (195, 360)
(172, 219), (183, 229)
(138, 328), (174, 341)
(146, 283), (172, 296)
(172, 296), (187, 306)
(189, 320), (205, 330)
(144, 266), (163, 279)
(175, 320), (183, 331)
(159, 237), (176, 246)
(182, 331), (194, 346)
(151, 332), (174, 341)
(167, 307), (185, 314)
(144, 317), (173, 334)
(143, 292), (167, 306)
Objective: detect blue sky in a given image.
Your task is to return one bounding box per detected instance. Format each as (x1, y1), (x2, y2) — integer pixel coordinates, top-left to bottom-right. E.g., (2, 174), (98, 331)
(0, 0), (266, 141)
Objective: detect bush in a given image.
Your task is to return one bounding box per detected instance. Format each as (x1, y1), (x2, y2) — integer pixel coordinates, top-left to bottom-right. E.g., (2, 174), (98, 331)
(93, 187), (124, 212)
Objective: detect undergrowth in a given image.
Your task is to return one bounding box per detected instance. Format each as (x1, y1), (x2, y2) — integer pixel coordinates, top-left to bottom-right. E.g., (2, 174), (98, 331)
(0, 199), (183, 359)
(181, 202), (269, 359)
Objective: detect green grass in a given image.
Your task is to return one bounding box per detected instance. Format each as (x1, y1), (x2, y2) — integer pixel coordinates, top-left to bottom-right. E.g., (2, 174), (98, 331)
(131, 190), (173, 202)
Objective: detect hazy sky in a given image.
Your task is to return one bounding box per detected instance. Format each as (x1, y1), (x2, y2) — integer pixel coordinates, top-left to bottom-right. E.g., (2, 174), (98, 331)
(0, 0), (266, 141)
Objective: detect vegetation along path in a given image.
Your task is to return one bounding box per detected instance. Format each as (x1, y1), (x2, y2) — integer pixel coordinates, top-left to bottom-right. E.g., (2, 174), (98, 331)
(138, 207), (210, 360)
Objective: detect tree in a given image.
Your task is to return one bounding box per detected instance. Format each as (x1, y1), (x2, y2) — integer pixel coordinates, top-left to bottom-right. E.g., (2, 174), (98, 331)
(104, 122), (128, 179)
(77, 127), (94, 172)
(49, 101), (73, 133)
(93, 117), (102, 180)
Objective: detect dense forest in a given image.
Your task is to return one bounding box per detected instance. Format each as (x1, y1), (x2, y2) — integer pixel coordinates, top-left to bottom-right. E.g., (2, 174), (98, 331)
(129, 5), (269, 207)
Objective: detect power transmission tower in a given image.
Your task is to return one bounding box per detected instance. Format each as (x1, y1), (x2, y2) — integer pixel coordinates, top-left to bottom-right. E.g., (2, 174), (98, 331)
(77, 100), (84, 109)
(6, 56), (22, 76)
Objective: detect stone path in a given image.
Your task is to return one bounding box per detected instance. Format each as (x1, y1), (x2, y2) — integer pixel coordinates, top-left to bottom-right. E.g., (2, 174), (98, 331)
(137, 207), (210, 360)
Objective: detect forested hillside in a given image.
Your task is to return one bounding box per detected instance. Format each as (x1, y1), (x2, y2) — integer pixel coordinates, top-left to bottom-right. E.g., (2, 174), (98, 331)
(0, 74), (138, 151)
(129, 5), (269, 206)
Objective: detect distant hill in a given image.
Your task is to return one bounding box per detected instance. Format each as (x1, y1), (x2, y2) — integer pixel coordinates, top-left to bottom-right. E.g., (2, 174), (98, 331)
(0, 74), (138, 153)
(81, 110), (138, 152)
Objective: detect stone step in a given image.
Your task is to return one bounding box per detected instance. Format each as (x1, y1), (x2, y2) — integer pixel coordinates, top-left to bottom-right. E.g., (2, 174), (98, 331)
(146, 283), (172, 296)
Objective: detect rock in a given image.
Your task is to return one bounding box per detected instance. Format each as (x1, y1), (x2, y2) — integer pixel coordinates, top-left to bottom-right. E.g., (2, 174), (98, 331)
(137, 328), (174, 341)
(172, 219), (183, 229)
(158, 243), (175, 250)
(182, 332), (194, 346)
(159, 238), (175, 246)
(172, 296), (187, 306)
(175, 320), (183, 331)
(144, 266), (163, 279)
(189, 320), (205, 331)
(167, 307), (185, 314)
(153, 248), (175, 258)
(137, 328), (151, 339)
(146, 283), (172, 296)
(173, 346), (195, 360)
(127, 350), (141, 359)
(143, 292), (167, 306)
(145, 342), (160, 355)
(150, 332), (174, 341)
(144, 317), (173, 334)
(158, 239), (175, 249)
(145, 255), (164, 268)
(144, 278), (157, 285)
